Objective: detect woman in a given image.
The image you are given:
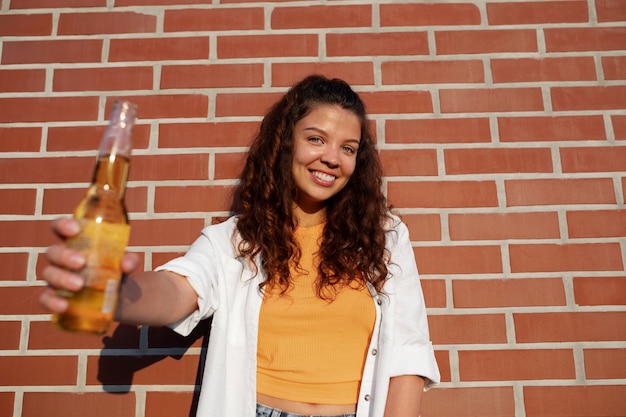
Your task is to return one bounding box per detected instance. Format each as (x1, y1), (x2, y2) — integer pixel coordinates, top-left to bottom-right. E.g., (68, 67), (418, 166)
(40, 75), (440, 417)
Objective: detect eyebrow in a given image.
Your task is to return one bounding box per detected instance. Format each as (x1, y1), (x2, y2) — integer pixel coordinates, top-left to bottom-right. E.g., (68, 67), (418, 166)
(302, 127), (361, 144)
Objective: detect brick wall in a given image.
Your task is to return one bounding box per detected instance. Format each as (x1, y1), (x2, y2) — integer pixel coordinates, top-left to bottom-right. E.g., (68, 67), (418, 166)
(1, 1), (625, 416)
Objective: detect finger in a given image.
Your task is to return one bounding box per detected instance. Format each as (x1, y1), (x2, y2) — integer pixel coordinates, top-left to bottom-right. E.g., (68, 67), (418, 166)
(46, 244), (86, 270)
(41, 264), (85, 292)
(51, 217), (81, 240)
(121, 252), (141, 275)
(39, 286), (69, 313)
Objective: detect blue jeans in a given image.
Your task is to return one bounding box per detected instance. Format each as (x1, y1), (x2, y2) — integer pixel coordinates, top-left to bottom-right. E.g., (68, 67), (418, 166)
(256, 403), (356, 417)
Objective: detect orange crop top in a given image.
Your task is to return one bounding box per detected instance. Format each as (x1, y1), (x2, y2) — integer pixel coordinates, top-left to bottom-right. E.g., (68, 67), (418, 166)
(256, 223), (376, 405)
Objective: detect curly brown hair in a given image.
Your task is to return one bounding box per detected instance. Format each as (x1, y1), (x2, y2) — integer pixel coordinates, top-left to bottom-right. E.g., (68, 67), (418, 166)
(234, 75), (391, 298)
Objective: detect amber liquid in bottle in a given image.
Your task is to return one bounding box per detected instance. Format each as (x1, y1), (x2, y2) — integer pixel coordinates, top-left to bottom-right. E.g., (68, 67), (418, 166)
(54, 101), (135, 334)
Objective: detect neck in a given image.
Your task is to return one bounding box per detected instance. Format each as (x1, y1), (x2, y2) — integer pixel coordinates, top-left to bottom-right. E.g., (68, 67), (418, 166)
(293, 205), (326, 227)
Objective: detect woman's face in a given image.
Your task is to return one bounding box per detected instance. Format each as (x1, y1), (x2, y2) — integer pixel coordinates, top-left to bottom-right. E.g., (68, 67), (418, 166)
(291, 104), (361, 214)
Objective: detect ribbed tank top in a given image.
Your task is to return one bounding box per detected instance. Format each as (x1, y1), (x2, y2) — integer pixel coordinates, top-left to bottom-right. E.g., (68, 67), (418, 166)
(256, 223), (376, 404)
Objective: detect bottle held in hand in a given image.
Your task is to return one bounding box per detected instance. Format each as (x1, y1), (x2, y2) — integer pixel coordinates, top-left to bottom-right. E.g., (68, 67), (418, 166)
(54, 100), (136, 334)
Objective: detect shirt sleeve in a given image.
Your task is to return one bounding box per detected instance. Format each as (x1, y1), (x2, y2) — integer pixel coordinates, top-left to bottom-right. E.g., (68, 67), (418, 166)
(386, 216), (441, 389)
(154, 226), (222, 336)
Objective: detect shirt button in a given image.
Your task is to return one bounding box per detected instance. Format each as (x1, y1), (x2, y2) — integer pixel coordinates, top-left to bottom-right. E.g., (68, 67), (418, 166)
(364, 394), (371, 401)
(376, 299), (382, 305)
(371, 348), (377, 355)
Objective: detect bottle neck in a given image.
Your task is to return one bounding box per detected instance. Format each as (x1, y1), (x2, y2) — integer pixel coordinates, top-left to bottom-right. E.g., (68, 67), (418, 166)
(91, 154), (130, 199)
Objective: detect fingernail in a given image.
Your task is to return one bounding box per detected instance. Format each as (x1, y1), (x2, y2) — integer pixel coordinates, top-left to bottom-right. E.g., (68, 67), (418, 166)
(66, 220), (81, 234)
(69, 253), (85, 268)
(68, 275), (84, 290)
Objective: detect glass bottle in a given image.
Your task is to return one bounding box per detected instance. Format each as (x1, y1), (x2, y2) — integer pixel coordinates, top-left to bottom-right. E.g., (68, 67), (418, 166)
(54, 100), (136, 334)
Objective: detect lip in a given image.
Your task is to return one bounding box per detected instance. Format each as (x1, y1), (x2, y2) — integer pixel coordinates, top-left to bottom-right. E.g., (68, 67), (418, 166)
(310, 169), (336, 186)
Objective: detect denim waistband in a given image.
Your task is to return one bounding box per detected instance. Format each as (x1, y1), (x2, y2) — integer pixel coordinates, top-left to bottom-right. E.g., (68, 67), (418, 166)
(256, 402), (356, 417)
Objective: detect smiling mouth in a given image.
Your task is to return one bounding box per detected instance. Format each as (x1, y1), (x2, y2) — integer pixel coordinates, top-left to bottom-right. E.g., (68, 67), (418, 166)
(312, 170), (336, 182)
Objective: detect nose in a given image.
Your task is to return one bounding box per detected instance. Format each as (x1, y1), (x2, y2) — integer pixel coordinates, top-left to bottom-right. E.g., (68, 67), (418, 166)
(320, 145), (339, 167)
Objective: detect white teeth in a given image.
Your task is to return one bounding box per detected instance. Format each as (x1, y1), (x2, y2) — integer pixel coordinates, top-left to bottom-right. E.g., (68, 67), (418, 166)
(313, 171), (335, 182)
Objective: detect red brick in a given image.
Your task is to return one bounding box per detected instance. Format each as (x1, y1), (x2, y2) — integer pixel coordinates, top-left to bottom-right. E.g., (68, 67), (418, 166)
(380, 149), (438, 177)
(429, 314), (507, 345)
(47, 124), (151, 151)
(10, 0), (104, 7)
(613, 115), (626, 140)
(327, 32), (429, 57)
(272, 62), (375, 87)
(86, 353), (201, 385)
(382, 60), (484, 85)
(109, 37), (209, 62)
(436, 29), (537, 54)
(440, 88), (544, 113)
(487, 1), (588, 25)
(0, 252), (29, 281)
(602, 55), (626, 80)
(516, 311), (626, 342)
(563, 145), (626, 173)
(105, 95), (208, 119)
(28, 321), (127, 349)
(129, 218), (205, 246)
(524, 385), (626, 417)
(53, 66), (153, 91)
(360, 90), (433, 115)
(0, 356), (77, 385)
(491, 57), (596, 83)
(498, 115), (606, 142)
(272, 4), (371, 29)
(58, 11), (156, 35)
(509, 243), (623, 273)
(445, 148), (553, 174)
(0, 220), (55, 247)
(0, 69), (45, 92)
(545, 27), (626, 52)
(0, 156), (93, 184)
(380, 3), (480, 26)
(145, 392), (196, 417)
(0, 321), (21, 349)
(433, 350), (451, 382)
(0, 188), (37, 215)
(401, 213), (441, 242)
(147, 323), (208, 349)
(216, 92), (283, 117)
(421, 387), (515, 417)
(584, 348), (626, 379)
(414, 246), (503, 275)
(0, 96), (98, 123)
(0, 13), (52, 36)
(453, 278), (566, 308)
(154, 185), (235, 213)
(218, 34), (317, 58)
(152, 252), (186, 268)
(449, 212), (560, 241)
(43, 186), (148, 215)
(386, 118), (491, 144)
(0, 127), (41, 152)
(388, 180), (498, 209)
(116, 0), (206, 4)
(130, 154), (209, 181)
(161, 63), (263, 89)
(573, 276), (626, 306)
(568, 209), (626, 238)
(552, 86), (626, 110)
(420, 279), (446, 308)
(22, 392), (135, 417)
(158, 122), (258, 148)
(505, 178), (616, 206)
(0, 285), (50, 314)
(0, 393), (13, 417)
(215, 152), (248, 180)
(460, 349), (575, 381)
(165, 7), (264, 31)
(596, 0), (626, 22)
(1, 39), (102, 64)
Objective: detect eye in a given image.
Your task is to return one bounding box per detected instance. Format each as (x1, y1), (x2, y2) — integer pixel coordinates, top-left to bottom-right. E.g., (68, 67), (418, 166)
(341, 145), (356, 155)
(308, 136), (323, 144)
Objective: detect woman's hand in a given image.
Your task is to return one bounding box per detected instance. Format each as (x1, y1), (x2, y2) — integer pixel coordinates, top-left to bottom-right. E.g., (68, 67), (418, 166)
(38, 217), (140, 313)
